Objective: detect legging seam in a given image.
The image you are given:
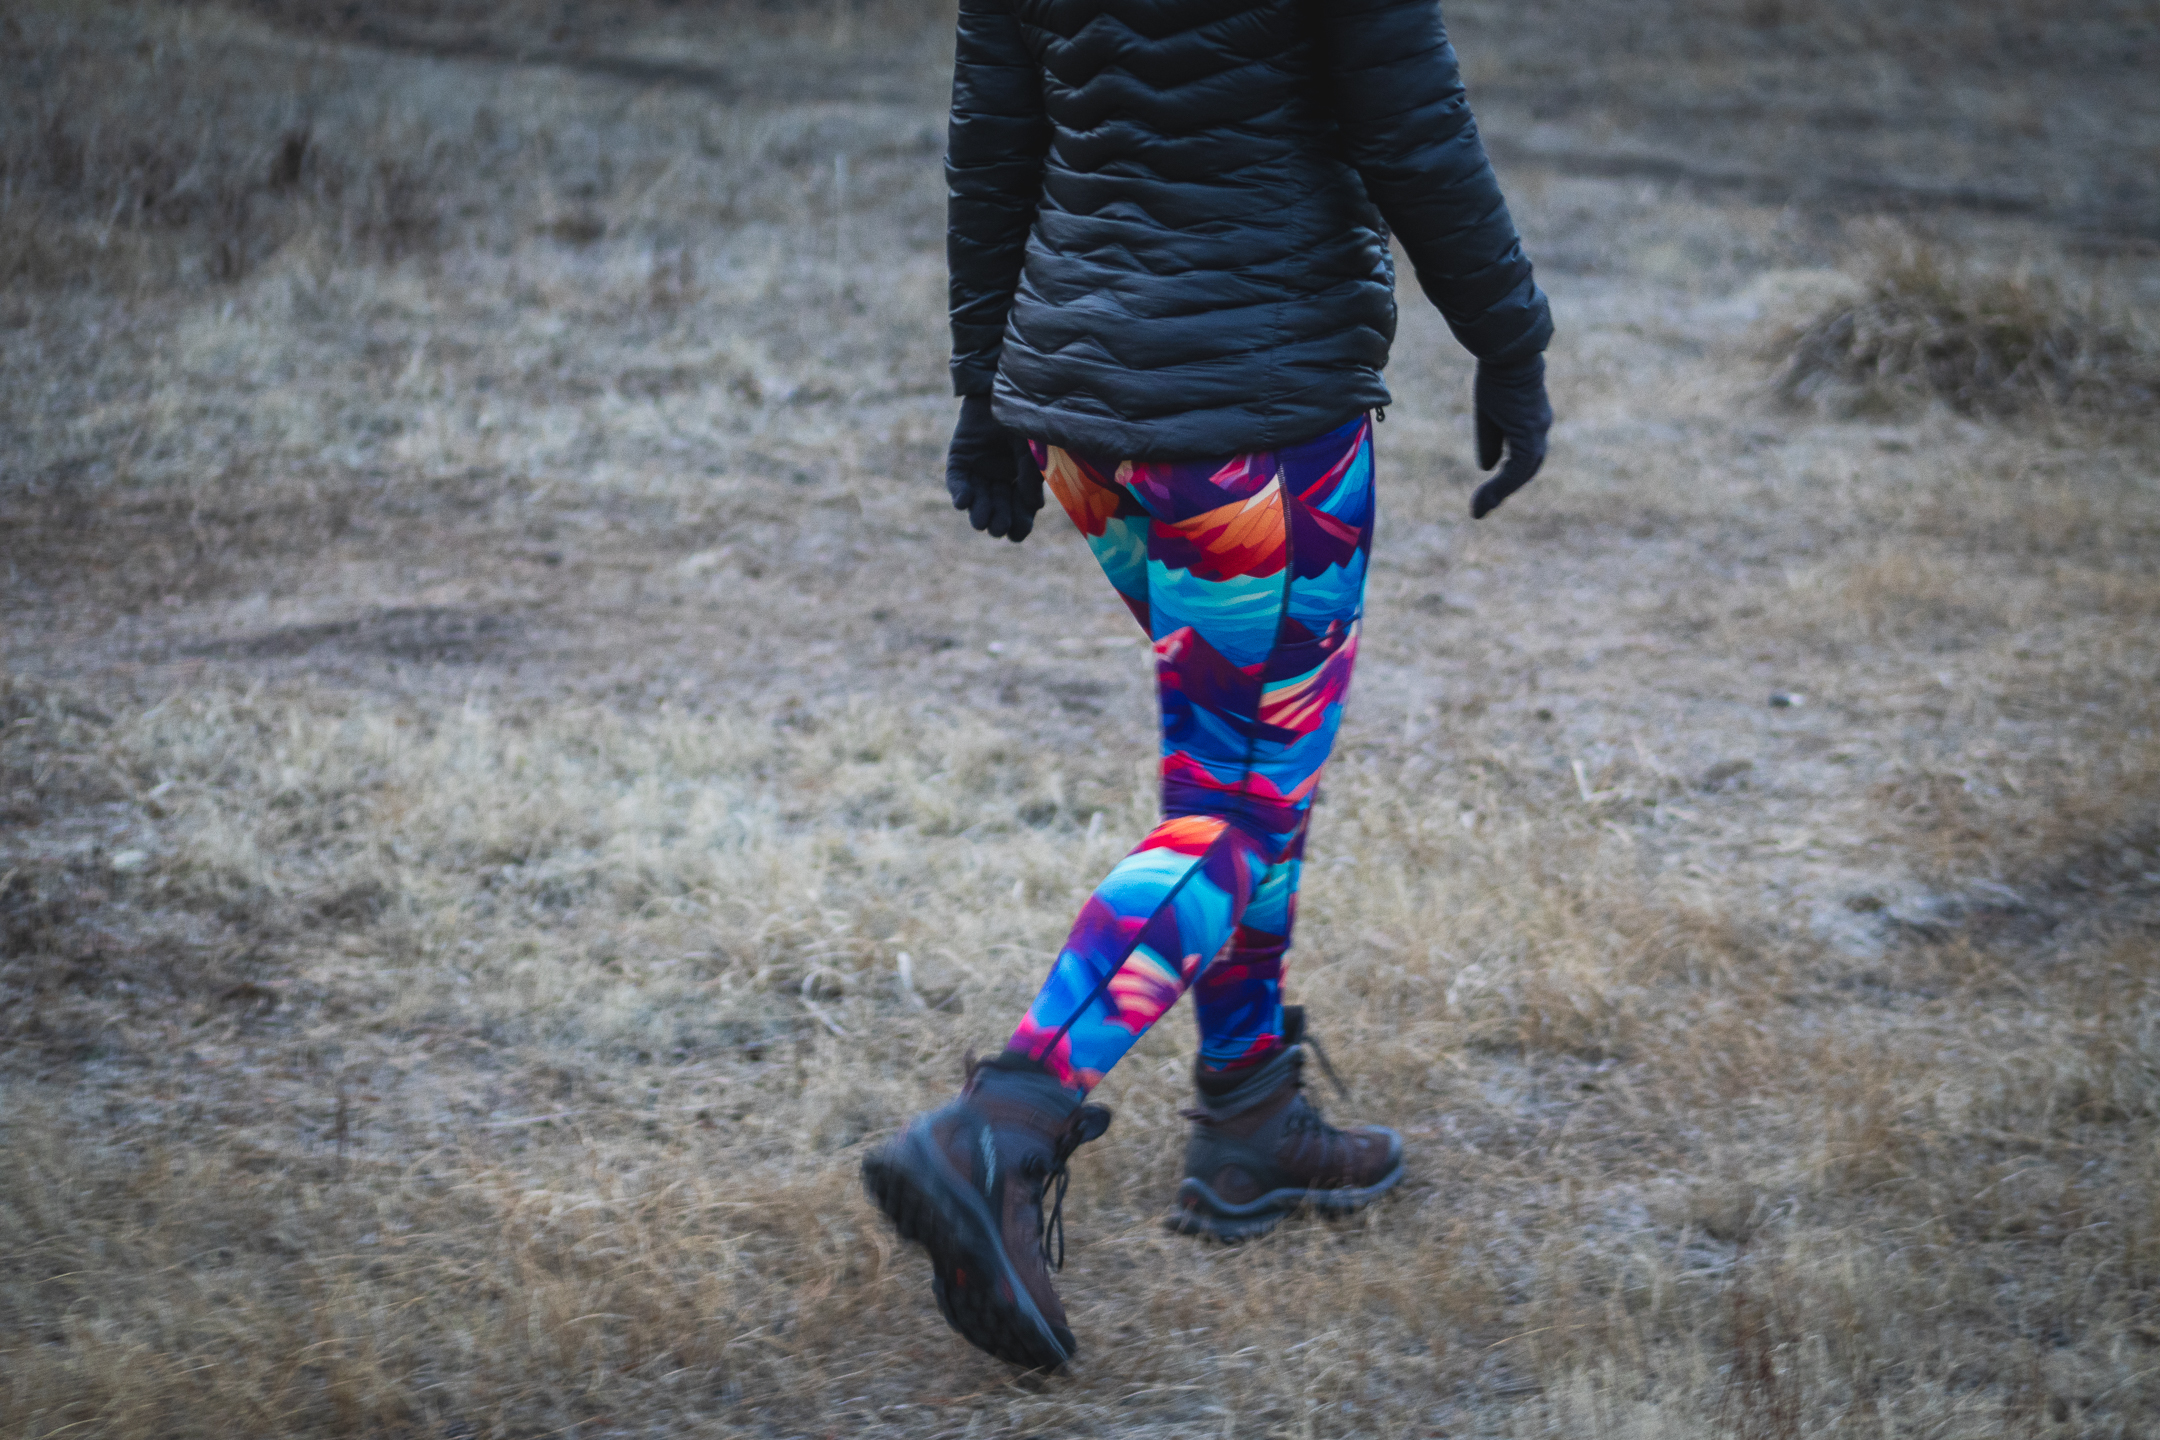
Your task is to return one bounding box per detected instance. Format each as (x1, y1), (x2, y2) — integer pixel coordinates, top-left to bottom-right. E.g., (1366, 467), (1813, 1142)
(1250, 459), (1295, 824)
(1214, 460), (1299, 879)
(1184, 461), (1294, 1001)
(1035, 826), (1238, 1063)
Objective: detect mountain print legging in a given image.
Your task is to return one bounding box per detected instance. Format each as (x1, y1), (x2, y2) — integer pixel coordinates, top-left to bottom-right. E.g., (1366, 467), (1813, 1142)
(1009, 414), (1374, 1094)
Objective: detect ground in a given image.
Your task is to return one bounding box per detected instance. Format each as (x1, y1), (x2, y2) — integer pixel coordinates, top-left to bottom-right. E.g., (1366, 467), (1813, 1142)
(4, 2), (2159, 1436)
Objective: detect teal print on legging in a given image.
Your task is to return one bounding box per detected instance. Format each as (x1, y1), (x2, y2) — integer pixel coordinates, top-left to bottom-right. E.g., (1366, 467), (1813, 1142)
(1009, 414), (1374, 1093)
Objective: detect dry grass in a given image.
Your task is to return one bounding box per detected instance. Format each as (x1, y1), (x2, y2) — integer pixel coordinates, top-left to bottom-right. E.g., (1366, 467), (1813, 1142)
(1769, 230), (2160, 416)
(5, 2), (2160, 1437)
(13, 668), (2153, 1437)
(0, 2), (468, 291)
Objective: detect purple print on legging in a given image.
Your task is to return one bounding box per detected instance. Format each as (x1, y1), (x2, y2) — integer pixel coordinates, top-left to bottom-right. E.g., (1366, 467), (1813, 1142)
(1009, 414), (1374, 1093)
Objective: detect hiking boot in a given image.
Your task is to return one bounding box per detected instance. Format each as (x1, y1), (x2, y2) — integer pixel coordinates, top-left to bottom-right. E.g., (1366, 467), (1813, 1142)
(1168, 1006), (1404, 1240)
(861, 1052), (1112, 1370)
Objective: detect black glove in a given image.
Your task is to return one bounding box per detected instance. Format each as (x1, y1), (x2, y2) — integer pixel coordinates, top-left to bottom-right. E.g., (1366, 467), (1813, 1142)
(1471, 355), (1552, 519)
(945, 394), (1045, 543)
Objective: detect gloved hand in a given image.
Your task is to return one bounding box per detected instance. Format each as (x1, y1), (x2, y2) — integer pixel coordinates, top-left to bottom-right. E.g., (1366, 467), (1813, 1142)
(1471, 355), (1552, 519)
(945, 393), (1045, 542)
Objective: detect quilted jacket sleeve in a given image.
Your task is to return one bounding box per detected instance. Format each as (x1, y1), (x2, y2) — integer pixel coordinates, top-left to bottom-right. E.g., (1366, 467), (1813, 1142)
(1318, 0), (1552, 365)
(947, 0), (1050, 397)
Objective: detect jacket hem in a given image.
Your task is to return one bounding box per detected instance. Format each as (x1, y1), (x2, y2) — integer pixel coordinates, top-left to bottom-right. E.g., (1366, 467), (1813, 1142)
(989, 384), (1391, 463)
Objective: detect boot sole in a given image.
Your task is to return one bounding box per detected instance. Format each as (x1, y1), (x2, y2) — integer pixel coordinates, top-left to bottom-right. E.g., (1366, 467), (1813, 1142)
(1166, 1148), (1407, 1241)
(861, 1129), (1075, 1371)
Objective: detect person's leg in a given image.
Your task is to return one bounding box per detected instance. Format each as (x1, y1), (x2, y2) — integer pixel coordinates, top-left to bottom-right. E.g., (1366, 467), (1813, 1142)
(1010, 417), (1374, 1094)
(1007, 441), (1267, 1090)
(1157, 422), (1402, 1239)
(860, 420), (1382, 1363)
(1189, 815), (1304, 1069)
(1182, 413), (1373, 1072)
(1034, 440), (1152, 631)
(1008, 813), (1270, 1092)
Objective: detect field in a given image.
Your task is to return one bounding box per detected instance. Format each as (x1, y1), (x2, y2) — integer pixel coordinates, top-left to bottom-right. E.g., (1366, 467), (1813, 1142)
(5, 1), (2160, 1435)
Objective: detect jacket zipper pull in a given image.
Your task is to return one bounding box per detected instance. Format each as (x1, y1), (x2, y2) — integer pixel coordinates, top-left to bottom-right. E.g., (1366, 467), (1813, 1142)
(1373, 406), (1386, 422)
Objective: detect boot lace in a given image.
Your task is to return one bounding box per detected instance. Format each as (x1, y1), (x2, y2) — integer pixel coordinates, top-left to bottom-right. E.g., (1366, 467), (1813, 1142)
(1034, 1103), (1111, 1272)
(1285, 1033), (1354, 1137)
(1036, 1160), (1074, 1271)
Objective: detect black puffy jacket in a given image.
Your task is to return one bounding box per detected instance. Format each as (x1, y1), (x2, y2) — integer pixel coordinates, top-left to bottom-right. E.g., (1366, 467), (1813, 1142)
(948, 0), (1552, 461)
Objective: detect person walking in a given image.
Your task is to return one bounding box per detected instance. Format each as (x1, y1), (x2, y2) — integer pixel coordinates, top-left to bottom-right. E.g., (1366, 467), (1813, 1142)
(862, 0), (1553, 1371)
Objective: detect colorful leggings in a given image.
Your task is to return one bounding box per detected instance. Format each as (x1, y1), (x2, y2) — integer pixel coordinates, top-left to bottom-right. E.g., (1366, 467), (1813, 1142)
(1008, 414), (1375, 1094)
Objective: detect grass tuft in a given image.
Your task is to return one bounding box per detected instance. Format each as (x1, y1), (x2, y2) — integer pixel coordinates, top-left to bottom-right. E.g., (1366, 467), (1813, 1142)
(1770, 231), (2160, 416)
